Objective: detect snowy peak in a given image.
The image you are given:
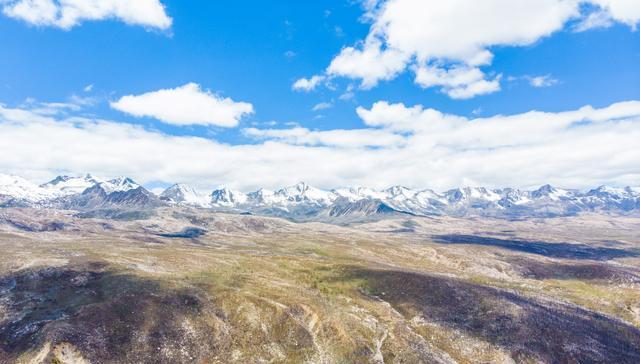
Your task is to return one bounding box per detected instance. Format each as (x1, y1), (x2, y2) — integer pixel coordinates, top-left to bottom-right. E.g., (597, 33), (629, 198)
(41, 175), (72, 186)
(0, 174), (38, 189)
(247, 188), (281, 205)
(497, 188), (532, 206)
(211, 187), (247, 207)
(75, 176), (139, 196)
(333, 187), (386, 201)
(41, 174), (104, 197)
(278, 181), (310, 195)
(587, 185), (631, 198)
(385, 186), (413, 198)
(536, 184), (556, 193)
(413, 189), (441, 200)
(443, 188), (467, 202)
(101, 177), (140, 194)
(531, 184), (572, 200)
(0, 174), (49, 203)
(444, 187), (500, 202)
(582, 185), (639, 211)
(160, 183), (209, 207)
(275, 182), (335, 204)
(0, 173), (156, 209)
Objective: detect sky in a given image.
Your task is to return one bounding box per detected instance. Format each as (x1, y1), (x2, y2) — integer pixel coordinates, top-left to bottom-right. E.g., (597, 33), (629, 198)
(0, 0), (639, 192)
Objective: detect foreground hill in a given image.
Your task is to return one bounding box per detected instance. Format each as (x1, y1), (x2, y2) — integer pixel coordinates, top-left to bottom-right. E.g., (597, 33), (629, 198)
(0, 207), (639, 363)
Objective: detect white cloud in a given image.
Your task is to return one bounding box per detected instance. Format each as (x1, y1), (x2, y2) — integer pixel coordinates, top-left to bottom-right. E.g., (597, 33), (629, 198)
(243, 127), (404, 148)
(339, 92), (354, 101)
(1, 99), (640, 191)
(527, 75), (559, 88)
(590, 0), (640, 29)
(328, 41), (408, 89)
(68, 94), (96, 107)
(574, 9), (614, 31)
(308, 0), (640, 98)
(2, 0), (58, 25)
(414, 65), (501, 99)
(2, 0), (172, 30)
(338, 84), (356, 101)
(17, 94), (95, 115)
(292, 75), (325, 92)
(83, 84), (93, 92)
(356, 101), (433, 131)
(312, 102), (332, 111)
(110, 83), (254, 127)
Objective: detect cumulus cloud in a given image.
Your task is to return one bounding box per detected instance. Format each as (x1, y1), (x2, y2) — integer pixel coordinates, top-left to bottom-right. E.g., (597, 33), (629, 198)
(292, 75), (325, 92)
(2, 99), (640, 191)
(110, 83), (254, 127)
(356, 101), (436, 131)
(307, 0), (640, 98)
(2, 0), (172, 30)
(327, 41), (408, 89)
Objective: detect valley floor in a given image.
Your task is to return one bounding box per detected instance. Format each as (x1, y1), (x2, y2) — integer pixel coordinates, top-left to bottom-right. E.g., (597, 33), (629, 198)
(0, 207), (639, 363)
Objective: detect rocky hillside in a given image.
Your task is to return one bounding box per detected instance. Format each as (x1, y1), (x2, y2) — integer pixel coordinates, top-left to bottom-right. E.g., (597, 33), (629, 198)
(0, 208), (639, 363)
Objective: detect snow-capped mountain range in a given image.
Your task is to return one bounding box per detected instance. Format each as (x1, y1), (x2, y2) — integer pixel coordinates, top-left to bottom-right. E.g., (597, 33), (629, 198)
(1, 173), (639, 220)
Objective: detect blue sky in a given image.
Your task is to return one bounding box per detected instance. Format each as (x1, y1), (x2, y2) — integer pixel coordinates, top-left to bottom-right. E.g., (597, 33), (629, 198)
(0, 0), (639, 191)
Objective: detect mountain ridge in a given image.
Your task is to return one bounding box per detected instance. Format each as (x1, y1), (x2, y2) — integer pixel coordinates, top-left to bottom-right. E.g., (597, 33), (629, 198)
(1, 173), (639, 220)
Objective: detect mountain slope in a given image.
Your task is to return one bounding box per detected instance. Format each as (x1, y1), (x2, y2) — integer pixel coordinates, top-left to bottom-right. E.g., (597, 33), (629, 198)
(61, 183), (162, 210)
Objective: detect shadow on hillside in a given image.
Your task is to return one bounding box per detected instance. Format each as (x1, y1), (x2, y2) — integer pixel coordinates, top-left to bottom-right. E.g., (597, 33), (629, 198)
(431, 234), (639, 260)
(0, 263), (225, 364)
(159, 226), (207, 238)
(507, 256), (640, 282)
(336, 267), (640, 363)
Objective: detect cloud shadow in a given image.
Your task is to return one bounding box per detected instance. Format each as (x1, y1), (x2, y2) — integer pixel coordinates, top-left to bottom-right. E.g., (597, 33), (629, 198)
(431, 234), (639, 260)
